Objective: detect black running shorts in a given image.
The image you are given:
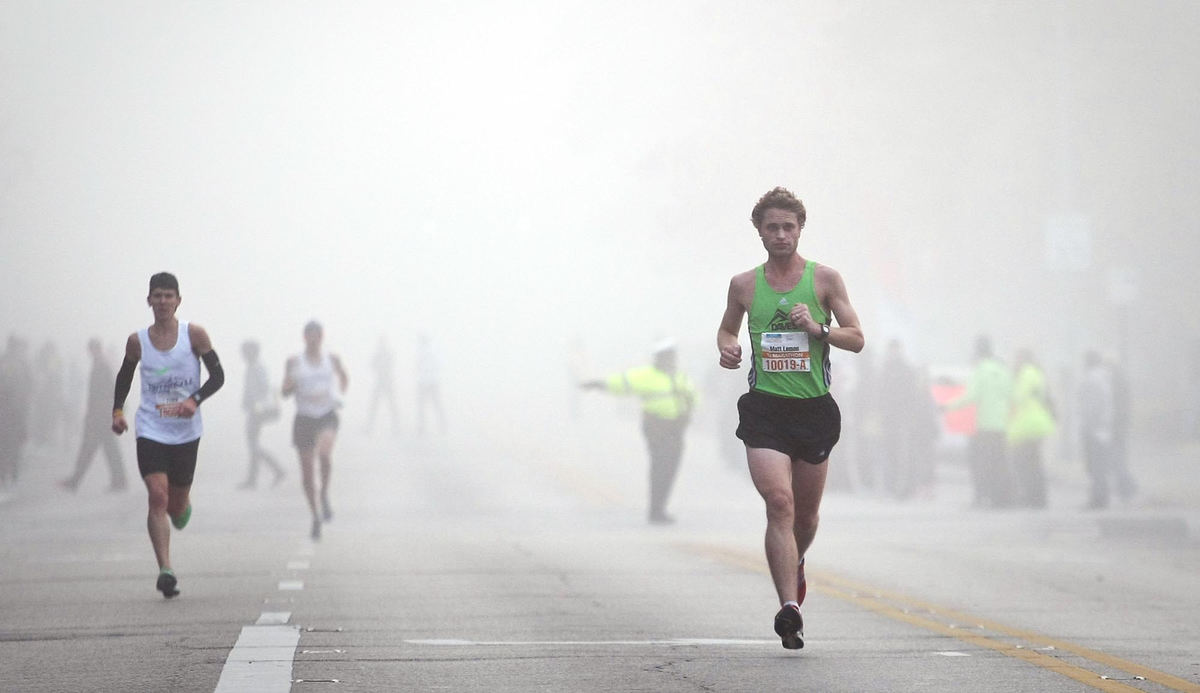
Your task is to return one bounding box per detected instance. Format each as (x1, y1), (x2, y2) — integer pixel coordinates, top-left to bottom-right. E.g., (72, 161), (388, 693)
(137, 437), (200, 486)
(736, 390), (841, 464)
(293, 411), (339, 451)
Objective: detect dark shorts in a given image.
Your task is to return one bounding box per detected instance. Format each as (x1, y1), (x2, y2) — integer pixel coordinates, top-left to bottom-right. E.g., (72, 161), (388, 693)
(137, 437), (200, 486)
(736, 390), (841, 464)
(293, 411), (339, 451)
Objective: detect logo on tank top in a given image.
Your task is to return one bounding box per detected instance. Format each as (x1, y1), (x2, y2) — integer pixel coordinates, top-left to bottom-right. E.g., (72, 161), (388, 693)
(767, 309), (793, 331)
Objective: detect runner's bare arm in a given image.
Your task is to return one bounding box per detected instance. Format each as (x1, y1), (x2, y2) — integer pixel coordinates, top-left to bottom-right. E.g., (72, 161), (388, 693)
(331, 355), (349, 393)
(815, 266), (864, 353)
(717, 271), (754, 369)
(281, 357), (298, 398)
(188, 323), (213, 355)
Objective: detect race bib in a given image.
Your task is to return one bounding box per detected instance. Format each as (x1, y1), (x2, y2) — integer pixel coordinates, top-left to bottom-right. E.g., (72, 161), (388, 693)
(155, 389), (190, 418)
(760, 332), (811, 373)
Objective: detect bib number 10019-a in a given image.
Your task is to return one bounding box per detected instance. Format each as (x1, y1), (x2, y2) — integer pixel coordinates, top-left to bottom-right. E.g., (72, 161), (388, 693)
(759, 332), (811, 373)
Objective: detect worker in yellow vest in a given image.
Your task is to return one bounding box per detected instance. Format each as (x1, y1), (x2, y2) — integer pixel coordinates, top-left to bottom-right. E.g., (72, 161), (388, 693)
(581, 340), (698, 524)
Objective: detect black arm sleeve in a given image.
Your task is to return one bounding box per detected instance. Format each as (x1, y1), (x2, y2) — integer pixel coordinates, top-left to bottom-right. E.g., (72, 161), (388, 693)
(192, 350), (225, 403)
(114, 357), (137, 412)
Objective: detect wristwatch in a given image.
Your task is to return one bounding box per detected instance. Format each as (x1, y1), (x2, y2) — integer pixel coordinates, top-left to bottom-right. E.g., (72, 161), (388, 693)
(816, 324), (830, 341)
(191, 393), (203, 405)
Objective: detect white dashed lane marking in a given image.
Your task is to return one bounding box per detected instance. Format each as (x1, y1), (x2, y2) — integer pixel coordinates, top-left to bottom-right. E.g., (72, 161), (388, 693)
(256, 612), (293, 625)
(213, 545), (314, 692)
(213, 620), (300, 693)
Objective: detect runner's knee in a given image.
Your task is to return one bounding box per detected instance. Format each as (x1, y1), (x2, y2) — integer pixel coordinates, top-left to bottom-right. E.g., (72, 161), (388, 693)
(763, 488), (795, 521)
(147, 487), (169, 512)
(794, 510), (820, 536)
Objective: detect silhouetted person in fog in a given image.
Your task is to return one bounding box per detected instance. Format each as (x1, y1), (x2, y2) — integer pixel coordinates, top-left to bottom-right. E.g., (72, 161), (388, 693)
(239, 340), (284, 489)
(365, 335), (400, 436)
(59, 339), (127, 493)
(909, 365), (940, 499)
(946, 335), (1014, 508)
(1106, 354), (1137, 503)
(1079, 350), (1115, 509)
(415, 334), (445, 437)
(282, 321), (348, 540)
(32, 340), (69, 451)
(0, 335), (34, 487)
(580, 340), (698, 525)
(1007, 348), (1055, 509)
(878, 339), (920, 499)
(848, 352), (881, 492)
(717, 187), (865, 650)
(112, 272), (225, 598)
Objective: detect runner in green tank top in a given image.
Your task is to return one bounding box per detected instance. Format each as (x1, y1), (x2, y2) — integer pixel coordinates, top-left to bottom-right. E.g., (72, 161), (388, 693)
(747, 260), (832, 399)
(717, 187), (864, 650)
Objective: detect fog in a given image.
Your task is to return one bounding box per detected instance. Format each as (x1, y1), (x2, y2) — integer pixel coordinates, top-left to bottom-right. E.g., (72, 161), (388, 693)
(3, 0), (1199, 450)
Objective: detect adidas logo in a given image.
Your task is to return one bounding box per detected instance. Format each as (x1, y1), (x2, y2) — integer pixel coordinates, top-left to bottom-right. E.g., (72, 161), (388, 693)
(779, 298), (789, 305)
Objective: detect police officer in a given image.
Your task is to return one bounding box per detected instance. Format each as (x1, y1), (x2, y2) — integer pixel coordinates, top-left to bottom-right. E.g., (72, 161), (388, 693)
(581, 340), (697, 524)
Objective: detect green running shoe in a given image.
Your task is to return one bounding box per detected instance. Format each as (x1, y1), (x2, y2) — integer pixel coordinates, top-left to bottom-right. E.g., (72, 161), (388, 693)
(156, 570), (179, 598)
(171, 503), (192, 530)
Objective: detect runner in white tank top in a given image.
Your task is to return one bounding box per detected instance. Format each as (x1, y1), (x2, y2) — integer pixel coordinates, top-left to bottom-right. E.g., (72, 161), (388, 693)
(135, 321), (203, 444)
(112, 272), (225, 598)
(282, 320), (349, 540)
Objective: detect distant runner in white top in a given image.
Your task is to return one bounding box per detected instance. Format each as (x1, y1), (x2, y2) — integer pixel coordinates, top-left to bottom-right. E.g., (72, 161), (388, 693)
(282, 320), (348, 540)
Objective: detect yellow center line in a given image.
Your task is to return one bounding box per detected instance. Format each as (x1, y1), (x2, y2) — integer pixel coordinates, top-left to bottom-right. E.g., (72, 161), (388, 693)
(682, 542), (1199, 693)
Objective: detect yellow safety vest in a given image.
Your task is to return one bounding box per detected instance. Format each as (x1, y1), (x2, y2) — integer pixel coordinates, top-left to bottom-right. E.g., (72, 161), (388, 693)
(605, 365), (697, 420)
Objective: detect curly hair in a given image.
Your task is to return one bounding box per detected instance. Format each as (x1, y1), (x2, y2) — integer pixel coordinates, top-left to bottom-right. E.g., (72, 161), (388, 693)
(750, 187), (806, 230)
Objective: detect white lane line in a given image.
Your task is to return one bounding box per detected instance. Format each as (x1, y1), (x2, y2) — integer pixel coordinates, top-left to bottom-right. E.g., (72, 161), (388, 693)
(213, 624), (301, 693)
(287, 560), (310, 570)
(256, 612), (292, 625)
(405, 638), (777, 646)
(277, 580), (304, 591)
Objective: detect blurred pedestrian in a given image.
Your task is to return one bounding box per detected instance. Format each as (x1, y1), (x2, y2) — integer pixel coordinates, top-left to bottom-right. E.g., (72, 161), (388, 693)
(580, 339), (698, 525)
(238, 340), (284, 489)
(1006, 348), (1055, 509)
(909, 365), (941, 499)
(878, 339), (919, 499)
(112, 272), (225, 598)
(59, 339), (128, 493)
(945, 335), (1014, 508)
(365, 335), (400, 436)
(31, 340), (69, 451)
(1107, 354), (1138, 503)
(415, 334), (445, 437)
(0, 335), (34, 487)
(1078, 350), (1115, 509)
(282, 320), (348, 540)
(848, 353), (882, 492)
(716, 186), (865, 650)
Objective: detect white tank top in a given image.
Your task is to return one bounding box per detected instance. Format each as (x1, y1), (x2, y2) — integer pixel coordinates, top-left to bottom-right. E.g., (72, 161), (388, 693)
(136, 321), (203, 444)
(293, 352), (338, 418)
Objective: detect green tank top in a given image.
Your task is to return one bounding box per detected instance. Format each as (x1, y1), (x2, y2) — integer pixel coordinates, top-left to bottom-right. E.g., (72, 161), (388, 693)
(747, 260), (831, 399)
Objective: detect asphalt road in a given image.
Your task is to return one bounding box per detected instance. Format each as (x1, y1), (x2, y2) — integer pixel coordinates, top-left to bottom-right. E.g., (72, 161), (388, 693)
(2, 417), (1198, 693)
